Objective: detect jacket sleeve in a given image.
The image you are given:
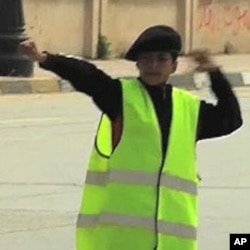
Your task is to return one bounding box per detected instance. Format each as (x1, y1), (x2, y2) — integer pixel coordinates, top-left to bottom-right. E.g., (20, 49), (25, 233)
(197, 69), (243, 140)
(39, 53), (122, 120)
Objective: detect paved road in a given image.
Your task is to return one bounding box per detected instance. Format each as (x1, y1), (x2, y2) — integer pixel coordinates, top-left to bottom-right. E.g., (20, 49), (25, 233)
(0, 89), (249, 250)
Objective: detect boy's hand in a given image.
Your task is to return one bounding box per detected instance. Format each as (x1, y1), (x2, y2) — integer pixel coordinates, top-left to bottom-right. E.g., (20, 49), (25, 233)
(190, 49), (218, 72)
(19, 40), (47, 63)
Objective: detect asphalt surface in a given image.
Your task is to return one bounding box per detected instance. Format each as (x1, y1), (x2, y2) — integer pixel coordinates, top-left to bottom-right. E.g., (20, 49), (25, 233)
(0, 89), (249, 250)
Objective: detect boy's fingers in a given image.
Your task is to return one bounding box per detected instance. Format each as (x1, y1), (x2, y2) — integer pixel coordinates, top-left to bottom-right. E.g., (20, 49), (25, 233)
(190, 49), (209, 56)
(190, 49), (212, 64)
(19, 40), (35, 49)
(19, 44), (31, 53)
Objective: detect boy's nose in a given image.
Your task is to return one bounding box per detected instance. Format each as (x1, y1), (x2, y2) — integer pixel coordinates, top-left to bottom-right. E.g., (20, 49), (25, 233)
(150, 58), (159, 68)
(152, 58), (159, 68)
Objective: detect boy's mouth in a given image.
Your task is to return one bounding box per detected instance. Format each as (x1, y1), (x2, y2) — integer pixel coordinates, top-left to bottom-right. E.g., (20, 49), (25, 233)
(146, 72), (161, 76)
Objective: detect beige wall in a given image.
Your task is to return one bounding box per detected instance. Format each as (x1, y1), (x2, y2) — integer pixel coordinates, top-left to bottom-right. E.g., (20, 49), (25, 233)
(103, 0), (180, 57)
(23, 0), (85, 56)
(21, 0), (250, 58)
(192, 0), (250, 53)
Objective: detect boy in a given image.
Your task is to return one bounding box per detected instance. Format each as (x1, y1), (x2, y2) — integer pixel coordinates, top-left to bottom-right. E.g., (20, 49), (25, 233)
(20, 25), (242, 250)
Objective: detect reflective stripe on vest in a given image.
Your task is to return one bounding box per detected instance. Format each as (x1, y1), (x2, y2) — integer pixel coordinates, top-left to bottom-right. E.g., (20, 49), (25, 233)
(77, 213), (196, 239)
(85, 170), (197, 195)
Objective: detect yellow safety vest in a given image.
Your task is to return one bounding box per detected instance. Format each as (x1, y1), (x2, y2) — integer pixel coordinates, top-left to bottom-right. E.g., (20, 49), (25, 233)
(76, 78), (200, 250)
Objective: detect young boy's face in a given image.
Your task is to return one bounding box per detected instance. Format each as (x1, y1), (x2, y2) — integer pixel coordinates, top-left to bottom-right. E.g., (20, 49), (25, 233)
(136, 51), (177, 85)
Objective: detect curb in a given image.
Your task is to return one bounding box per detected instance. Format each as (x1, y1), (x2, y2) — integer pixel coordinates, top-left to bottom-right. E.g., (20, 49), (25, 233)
(0, 76), (60, 95)
(0, 72), (249, 95)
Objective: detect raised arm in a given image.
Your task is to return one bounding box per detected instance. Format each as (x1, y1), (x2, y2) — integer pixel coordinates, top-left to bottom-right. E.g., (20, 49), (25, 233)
(191, 50), (243, 140)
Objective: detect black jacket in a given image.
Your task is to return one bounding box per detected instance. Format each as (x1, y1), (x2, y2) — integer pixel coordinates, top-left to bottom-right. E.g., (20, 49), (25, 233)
(40, 54), (242, 154)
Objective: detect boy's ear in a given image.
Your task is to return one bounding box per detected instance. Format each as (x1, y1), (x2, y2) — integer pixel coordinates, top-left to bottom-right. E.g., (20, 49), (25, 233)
(172, 61), (178, 73)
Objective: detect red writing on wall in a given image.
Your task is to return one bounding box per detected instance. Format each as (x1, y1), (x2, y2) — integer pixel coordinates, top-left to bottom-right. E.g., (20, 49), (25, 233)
(198, 4), (250, 35)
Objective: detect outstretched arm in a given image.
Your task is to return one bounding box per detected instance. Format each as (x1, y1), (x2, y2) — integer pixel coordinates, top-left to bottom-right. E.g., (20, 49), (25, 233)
(19, 41), (122, 120)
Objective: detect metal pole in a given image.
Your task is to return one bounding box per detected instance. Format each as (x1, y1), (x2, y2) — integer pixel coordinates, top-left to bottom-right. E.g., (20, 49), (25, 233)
(0, 0), (33, 76)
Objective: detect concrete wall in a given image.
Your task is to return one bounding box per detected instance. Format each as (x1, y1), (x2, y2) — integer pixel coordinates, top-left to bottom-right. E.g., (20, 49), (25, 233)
(21, 0), (250, 58)
(103, 0), (180, 57)
(23, 0), (85, 56)
(193, 0), (250, 53)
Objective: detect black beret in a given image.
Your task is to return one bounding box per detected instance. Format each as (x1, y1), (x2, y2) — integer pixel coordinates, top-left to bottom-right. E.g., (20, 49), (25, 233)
(125, 25), (182, 61)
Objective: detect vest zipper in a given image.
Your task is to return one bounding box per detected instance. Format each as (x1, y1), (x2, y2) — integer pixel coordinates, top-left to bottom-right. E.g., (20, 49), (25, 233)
(154, 158), (165, 250)
(154, 85), (167, 250)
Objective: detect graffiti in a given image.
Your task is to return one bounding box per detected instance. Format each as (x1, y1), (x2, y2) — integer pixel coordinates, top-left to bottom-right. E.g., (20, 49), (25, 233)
(198, 3), (250, 36)
(198, 6), (215, 31)
(224, 6), (250, 34)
